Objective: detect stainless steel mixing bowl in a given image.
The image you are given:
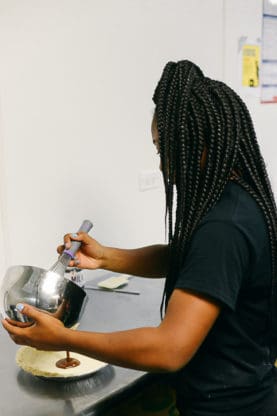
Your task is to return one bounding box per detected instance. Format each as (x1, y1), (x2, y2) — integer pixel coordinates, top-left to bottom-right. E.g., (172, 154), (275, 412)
(0, 220), (92, 327)
(1, 265), (88, 327)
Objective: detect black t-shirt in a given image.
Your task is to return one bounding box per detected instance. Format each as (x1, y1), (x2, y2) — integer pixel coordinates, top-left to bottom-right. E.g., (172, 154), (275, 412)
(173, 181), (275, 416)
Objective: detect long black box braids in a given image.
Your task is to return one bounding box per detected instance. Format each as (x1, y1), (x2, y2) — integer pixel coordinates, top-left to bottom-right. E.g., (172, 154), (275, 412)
(153, 60), (277, 358)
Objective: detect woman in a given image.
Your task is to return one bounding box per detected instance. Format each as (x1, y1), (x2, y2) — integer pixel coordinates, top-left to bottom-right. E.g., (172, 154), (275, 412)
(2, 60), (277, 416)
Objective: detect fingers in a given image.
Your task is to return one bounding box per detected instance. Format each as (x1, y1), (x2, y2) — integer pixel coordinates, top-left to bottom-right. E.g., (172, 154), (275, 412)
(57, 232), (88, 253)
(2, 318), (18, 333)
(57, 231), (93, 256)
(15, 303), (41, 321)
(67, 232), (93, 245)
(5, 318), (33, 328)
(1, 304), (38, 338)
(2, 319), (33, 346)
(2, 319), (25, 338)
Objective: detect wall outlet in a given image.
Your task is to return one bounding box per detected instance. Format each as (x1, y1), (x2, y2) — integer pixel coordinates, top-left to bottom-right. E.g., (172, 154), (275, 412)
(138, 170), (162, 191)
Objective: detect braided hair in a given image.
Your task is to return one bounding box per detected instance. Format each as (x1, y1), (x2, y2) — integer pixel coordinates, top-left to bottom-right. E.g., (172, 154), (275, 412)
(153, 60), (277, 348)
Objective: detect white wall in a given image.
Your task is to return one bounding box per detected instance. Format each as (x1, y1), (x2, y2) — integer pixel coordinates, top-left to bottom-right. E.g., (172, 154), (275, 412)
(0, 0), (224, 274)
(0, 0), (275, 279)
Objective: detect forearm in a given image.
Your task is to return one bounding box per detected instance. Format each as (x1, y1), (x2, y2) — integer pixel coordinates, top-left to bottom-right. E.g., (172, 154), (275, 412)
(2, 290), (219, 373)
(101, 244), (169, 278)
(64, 326), (179, 372)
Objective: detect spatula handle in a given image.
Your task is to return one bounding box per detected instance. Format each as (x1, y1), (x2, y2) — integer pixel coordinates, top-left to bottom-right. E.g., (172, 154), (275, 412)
(63, 220), (93, 259)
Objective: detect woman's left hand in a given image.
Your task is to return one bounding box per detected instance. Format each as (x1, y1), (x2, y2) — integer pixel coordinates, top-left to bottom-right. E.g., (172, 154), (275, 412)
(1, 304), (69, 351)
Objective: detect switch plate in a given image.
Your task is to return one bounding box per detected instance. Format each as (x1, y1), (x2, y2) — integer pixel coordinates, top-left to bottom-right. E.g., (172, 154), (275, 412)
(138, 170), (162, 191)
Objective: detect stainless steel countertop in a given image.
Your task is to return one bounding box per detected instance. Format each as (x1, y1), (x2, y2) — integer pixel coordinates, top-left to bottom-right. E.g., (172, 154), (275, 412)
(0, 275), (165, 416)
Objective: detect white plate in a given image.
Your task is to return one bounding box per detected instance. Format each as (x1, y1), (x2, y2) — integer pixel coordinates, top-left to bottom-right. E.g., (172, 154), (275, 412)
(16, 346), (108, 381)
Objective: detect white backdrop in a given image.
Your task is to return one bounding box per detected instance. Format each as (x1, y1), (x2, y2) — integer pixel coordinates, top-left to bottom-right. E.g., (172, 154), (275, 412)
(0, 0), (275, 281)
(0, 0), (224, 277)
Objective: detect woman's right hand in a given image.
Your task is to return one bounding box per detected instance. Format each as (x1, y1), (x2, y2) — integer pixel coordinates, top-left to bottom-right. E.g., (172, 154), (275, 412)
(57, 232), (106, 270)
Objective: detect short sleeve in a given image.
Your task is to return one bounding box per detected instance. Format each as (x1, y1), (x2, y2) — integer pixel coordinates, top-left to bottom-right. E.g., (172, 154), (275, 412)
(175, 221), (250, 310)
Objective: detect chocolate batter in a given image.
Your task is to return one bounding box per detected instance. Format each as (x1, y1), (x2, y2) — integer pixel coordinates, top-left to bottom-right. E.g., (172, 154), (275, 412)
(56, 351), (80, 369)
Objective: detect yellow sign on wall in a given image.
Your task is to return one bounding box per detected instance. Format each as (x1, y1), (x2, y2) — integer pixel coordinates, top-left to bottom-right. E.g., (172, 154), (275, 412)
(242, 44), (260, 87)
